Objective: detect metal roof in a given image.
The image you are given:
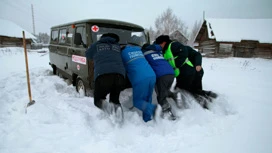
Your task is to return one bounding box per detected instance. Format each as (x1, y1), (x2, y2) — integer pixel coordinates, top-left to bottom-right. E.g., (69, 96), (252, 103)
(51, 19), (144, 30)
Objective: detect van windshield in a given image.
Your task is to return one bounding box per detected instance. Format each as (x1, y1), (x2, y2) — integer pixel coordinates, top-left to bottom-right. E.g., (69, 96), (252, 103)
(90, 26), (147, 46)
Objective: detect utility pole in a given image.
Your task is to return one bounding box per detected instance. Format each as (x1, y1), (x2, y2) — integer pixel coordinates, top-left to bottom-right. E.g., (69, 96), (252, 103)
(31, 4), (36, 35)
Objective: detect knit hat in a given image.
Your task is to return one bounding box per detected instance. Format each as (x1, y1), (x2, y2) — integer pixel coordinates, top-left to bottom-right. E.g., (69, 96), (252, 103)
(141, 43), (150, 50)
(101, 33), (120, 42)
(155, 35), (170, 44)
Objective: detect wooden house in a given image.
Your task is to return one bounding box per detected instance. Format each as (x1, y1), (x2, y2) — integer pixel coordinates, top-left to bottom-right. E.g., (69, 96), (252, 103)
(194, 18), (272, 58)
(0, 19), (36, 49)
(170, 30), (188, 45)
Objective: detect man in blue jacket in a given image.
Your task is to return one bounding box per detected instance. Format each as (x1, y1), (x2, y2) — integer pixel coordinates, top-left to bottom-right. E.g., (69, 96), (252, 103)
(85, 33), (126, 115)
(142, 43), (177, 120)
(121, 44), (157, 122)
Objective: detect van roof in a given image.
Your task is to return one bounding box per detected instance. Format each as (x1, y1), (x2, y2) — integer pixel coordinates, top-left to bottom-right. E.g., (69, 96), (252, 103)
(51, 19), (144, 30)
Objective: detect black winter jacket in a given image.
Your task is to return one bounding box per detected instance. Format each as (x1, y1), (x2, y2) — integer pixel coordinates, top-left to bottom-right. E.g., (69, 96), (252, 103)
(162, 41), (196, 76)
(85, 37), (126, 80)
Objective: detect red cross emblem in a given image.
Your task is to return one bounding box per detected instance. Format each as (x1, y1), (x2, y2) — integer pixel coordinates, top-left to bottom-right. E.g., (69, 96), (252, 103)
(91, 25), (99, 32)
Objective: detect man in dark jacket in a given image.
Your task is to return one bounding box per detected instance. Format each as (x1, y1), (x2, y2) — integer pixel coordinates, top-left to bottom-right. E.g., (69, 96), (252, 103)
(186, 46), (217, 99)
(142, 43), (177, 120)
(155, 35), (195, 92)
(85, 33), (126, 115)
(155, 35), (217, 108)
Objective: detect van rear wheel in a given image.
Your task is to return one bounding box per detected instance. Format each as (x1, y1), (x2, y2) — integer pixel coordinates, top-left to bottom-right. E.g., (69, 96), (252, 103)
(76, 78), (86, 96)
(52, 65), (57, 75)
(56, 68), (63, 78)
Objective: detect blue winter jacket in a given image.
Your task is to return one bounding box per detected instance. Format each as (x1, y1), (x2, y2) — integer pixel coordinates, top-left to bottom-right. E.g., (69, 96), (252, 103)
(121, 45), (155, 86)
(142, 44), (174, 78)
(85, 37), (126, 80)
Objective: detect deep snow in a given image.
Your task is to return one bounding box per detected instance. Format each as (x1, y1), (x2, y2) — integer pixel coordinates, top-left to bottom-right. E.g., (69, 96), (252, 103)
(0, 47), (272, 153)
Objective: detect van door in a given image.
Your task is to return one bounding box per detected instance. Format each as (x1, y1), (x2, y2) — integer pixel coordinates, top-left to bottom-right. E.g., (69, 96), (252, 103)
(70, 24), (89, 83)
(57, 27), (73, 78)
(49, 29), (59, 66)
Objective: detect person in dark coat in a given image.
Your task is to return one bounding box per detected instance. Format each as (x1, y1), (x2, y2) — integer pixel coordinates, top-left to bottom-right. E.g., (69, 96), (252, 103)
(155, 35), (217, 108)
(141, 43), (177, 120)
(121, 44), (157, 122)
(155, 35), (196, 92)
(186, 46), (218, 99)
(85, 33), (126, 113)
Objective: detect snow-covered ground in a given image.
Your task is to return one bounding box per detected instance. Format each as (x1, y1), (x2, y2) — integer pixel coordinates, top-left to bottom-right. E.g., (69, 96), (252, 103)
(0, 47), (272, 153)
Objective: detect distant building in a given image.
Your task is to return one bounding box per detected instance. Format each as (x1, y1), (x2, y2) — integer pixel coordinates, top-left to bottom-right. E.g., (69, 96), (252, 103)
(170, 30), (188, 45)
(194, 18), (272, 58)
(0, 18), (36, 49)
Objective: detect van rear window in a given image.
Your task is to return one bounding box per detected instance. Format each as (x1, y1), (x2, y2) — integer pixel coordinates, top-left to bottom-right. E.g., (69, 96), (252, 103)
(90, 26), (147, 46)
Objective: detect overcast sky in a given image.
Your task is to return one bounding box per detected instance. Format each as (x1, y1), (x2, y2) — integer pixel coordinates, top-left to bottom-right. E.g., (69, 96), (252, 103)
(0, 0), (271, 34)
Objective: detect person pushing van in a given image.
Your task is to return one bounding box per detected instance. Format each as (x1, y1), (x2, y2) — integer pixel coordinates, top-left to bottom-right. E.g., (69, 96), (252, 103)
(85, 33), (126, 117)
(121, 43), (157, 122)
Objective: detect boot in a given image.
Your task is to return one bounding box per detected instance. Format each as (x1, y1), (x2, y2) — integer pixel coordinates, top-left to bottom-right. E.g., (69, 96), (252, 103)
(205, 91), (218, 99)
(101, 100), (113, 114)
(195, 95), (209, 109)
(161, 103), (176, 120)
(174, 92), (183, 109)
(112, 103), (124, 124)
(168, 91), (183, 109)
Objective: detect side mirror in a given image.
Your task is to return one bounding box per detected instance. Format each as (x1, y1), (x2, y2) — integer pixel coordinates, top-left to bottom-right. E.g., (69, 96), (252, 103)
(74, 33), (82, 45)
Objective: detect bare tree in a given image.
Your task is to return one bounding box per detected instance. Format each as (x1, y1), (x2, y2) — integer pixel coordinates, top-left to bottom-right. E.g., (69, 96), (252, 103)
(188, 20), (203, 46)
(35, 33), (50, 44)
(154, 8), (188, 38)
(145, 26), (156, 43)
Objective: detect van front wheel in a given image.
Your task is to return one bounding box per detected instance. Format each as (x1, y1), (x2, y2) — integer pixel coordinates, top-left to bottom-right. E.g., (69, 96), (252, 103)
(76, 78), (86, 96)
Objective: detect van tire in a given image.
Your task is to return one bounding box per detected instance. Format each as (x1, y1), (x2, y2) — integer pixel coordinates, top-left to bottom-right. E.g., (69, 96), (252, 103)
(76, 78), (86, 96)
(56, 68), (63, 78)
(52, 65), (57, 75)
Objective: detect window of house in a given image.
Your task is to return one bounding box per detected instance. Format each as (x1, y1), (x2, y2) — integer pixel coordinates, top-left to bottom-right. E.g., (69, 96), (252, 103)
(211, 30), (214, 36)
(51, 30), (58, 42)
(59, 28), (67, 44)
(219, 43), (233, 52)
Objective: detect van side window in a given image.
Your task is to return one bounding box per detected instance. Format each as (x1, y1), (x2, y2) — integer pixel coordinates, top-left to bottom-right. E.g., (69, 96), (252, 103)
(66, 27), (73, 45)
(51, 30), (58, 42)
(75, 26), (86, 46)
(59, 28), (67, 44)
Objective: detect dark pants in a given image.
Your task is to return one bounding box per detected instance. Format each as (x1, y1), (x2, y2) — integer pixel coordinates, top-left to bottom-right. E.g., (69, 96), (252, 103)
(176, 74), (195, 92)
(155, 74), (175, 108)
(191, 69), (210, 95)
(192, 69), (204, 93)
(176, 64), (196, 92)
(94, 73), (125, 109)
(191, 69), (214, 102)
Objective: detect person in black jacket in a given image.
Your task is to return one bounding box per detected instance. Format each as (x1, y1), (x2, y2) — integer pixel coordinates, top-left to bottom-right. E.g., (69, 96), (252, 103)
(155, 35), (195, 92)
(85, 33), (126, 115)
(186, 46), (218, 99)
(155, 35), (217, 108)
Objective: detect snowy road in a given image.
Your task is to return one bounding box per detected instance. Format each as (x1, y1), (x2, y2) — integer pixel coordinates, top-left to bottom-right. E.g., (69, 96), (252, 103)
(0, 47), (272, 153)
